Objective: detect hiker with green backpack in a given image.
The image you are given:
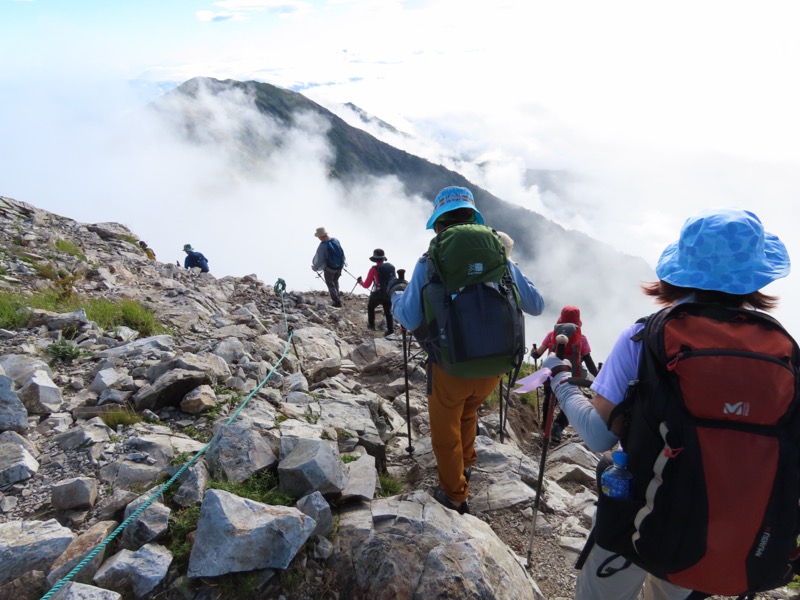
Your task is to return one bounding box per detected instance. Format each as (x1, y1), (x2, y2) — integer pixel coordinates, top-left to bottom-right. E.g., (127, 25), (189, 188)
(540, 208), (797, 600)
(356, 248), (396, 337)
(389, 186), (545, 514)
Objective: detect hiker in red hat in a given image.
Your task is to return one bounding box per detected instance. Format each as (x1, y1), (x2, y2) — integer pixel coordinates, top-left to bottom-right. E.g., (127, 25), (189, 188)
(531, 305), (599, 444)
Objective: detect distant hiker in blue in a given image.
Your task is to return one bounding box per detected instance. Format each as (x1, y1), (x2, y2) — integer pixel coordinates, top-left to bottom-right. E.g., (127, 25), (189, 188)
(311, 227), (345, 307)
(183, 244), (209, 273)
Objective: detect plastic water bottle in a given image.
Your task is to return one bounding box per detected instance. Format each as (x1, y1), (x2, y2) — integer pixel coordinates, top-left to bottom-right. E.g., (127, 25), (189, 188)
(601, 450), (634, 500)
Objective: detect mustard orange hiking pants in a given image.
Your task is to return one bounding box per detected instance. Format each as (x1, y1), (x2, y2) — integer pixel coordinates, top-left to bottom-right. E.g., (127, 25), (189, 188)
(428, 362), (500, 503)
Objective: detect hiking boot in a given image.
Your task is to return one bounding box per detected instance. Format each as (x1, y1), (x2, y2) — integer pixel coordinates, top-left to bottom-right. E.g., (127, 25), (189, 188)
(367, 324), (376, 330)
(384, 330), (394, 338)
(434, 487), (469, 515)
(332, 301), (343, 308)
(550, 422), (563, 445)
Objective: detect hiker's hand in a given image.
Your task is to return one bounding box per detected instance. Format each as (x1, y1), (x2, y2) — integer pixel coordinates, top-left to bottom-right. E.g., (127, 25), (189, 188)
(542, 355), (570, 376)
(357, 276), (363, 283)
(386, 277), (407, 295)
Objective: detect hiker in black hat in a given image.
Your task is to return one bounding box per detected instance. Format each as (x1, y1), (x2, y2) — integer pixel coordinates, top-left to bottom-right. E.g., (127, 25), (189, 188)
(357, 249), (396, 336)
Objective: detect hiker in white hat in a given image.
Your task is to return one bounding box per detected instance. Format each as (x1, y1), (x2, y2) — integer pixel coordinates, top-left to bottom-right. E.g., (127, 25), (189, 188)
(311, 227), (346, 307)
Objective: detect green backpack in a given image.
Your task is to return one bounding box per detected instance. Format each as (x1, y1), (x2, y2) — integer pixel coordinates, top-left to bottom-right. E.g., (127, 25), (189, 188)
(412, 224), (526, 378)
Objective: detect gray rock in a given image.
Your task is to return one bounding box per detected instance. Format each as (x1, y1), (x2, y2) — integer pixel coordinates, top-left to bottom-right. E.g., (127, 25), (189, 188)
(51, 581), (122, 599)
(335, 490), (545, 600)
(18, 370), (63, 415)
(46, 308), (90, 332)
(340, 453), (378, 501)
(0, 442), (39, 486)
(94, 335), (174, 360)
(54, 418), (113, 450)
(278, 438), (348, 498)
(180, 384), (217, 414)
(47, 520), (118, 586)
(121, 495), (170, 549)
(93, 543), (172, 600)
(0, 375), (28, 433)
(172, 459), (209, 507)
(206, 418), (277, 483)
(187, 489), (315, 577)
(132, 369), (210, 412)
(296, 491), (334, 538)
(0, 519), (75, 585)
(0, 355), (53, 387)
(51, 477), (99, 511)
(88, 368), (134, 395)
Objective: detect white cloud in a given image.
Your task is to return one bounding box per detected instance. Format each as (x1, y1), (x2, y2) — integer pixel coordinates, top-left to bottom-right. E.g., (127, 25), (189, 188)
(3, 0), (800, 358)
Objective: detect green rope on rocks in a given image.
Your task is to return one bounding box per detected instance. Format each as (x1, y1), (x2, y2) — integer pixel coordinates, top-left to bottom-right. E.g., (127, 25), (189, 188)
(39, 317), (296, 600)
(274, 278), (286, 295)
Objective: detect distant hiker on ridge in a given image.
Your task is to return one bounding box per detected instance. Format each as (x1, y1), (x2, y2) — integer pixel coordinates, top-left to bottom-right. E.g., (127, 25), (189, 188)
(531, 305), (599, 444)
(388, 186), (545, 515)
(356, 248), (396, 337)
(183, 244), (209, 273)
(311, 227), (345, 308)
(139, 240), (156, 261)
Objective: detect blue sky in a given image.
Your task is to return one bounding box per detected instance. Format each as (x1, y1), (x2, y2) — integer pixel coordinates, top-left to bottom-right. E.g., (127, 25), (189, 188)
(2, 0), (800, 354)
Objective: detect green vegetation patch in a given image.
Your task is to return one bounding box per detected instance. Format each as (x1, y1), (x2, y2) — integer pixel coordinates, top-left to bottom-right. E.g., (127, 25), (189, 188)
(99, 407), (142, 429)
(378, 474), (403, 497)
(208, 470), (294, 506)
(0, 293), (31, 329)
(0, 289), (165, 336)
(46, 339), (83, 364)
(167, 505), (201, 569)
(55, 239), (86, 261)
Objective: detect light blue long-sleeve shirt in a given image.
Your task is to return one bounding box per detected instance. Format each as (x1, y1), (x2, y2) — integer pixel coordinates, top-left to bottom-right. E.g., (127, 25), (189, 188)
(392, 255), (545, 331)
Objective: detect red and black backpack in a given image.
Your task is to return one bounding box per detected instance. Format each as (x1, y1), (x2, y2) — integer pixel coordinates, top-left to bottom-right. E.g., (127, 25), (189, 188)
(594, 302), (800, 598)
(550, 322), (582, 377)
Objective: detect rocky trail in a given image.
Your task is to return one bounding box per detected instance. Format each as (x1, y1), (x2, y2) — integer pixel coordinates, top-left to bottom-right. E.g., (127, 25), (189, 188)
(0, 195), (794, 600)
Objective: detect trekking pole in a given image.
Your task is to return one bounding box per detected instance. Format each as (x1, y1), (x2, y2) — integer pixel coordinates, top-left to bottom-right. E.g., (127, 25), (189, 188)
(532, 344), (541, 425)
(526, 334), (568, 568)
(342, 267), (358, 280)
(402, 327), (414, 455)
(498, 376), (504, 443)
(350, 279), (360, 294)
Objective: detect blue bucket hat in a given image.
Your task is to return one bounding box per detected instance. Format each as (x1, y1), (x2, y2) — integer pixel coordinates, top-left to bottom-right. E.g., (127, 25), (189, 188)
(655, 208), (790, 294)
(425, 186), (485, 230)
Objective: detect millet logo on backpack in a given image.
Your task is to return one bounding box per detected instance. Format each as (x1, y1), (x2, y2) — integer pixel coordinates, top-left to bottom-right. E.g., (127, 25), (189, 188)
(723, 401), (750, 416)
(754, 528), (771, 558)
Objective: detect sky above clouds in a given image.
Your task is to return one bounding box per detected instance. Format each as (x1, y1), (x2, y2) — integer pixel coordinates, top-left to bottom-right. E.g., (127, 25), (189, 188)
(1, 0), (799, 357)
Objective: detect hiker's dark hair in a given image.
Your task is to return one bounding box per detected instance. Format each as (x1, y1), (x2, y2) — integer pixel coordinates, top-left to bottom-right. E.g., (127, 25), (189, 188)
(435, 207), (477, 229)
(642, 280), (779, 311)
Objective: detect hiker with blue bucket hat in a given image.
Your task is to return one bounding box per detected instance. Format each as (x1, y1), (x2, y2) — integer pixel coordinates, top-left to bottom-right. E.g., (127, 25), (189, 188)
(539, 207), (794, 600)
(389, 185), (545, 515)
